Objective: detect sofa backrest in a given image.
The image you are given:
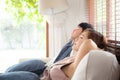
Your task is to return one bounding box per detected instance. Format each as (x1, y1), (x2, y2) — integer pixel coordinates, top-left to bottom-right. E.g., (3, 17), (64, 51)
(72, 50), (119, 80)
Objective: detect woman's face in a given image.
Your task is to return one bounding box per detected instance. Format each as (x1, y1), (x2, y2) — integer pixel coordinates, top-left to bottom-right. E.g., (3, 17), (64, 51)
(72, 31), (89, 51)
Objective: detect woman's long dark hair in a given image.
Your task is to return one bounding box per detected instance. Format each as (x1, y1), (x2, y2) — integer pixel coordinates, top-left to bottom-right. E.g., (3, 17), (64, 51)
(85, 29), (107, 50)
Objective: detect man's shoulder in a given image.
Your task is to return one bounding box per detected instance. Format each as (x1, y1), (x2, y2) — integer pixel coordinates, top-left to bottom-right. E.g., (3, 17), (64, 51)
(61, 39), (73, 52)
(65, 39), (73, 46)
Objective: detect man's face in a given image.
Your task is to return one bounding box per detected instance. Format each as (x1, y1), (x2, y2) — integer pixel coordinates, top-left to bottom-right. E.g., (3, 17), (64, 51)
(71, 27), (82, 40)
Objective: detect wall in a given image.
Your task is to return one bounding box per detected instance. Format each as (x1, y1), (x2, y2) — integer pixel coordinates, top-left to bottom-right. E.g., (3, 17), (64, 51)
(45, 0), (89, 58)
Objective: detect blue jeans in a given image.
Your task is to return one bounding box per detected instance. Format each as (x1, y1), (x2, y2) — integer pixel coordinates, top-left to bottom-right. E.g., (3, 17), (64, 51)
(0, 71), (40, 80)
(0, 59), (46, 80)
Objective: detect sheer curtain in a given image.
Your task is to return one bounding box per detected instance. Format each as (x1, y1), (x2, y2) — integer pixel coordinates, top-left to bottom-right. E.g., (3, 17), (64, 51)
(45, 13), (68, 58)
(46, 0), (89, 58)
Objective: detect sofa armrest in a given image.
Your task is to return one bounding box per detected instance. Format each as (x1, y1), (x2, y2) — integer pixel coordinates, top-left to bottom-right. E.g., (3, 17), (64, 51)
(19, 57), (50, 63)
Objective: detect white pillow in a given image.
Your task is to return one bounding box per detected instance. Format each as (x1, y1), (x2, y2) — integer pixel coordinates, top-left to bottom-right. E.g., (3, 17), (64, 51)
(72, 50), (119, 80)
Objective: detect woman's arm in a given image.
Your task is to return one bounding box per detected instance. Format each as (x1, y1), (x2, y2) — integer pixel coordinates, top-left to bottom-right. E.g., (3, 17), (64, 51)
(73, 39), (98, 69)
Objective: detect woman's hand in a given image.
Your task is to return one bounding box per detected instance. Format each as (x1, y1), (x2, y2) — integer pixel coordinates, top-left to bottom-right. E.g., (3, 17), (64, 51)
(79, 39), (98, 51)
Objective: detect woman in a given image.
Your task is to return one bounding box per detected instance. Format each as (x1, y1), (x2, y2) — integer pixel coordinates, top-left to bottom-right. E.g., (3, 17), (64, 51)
(41, 29), (107, 80)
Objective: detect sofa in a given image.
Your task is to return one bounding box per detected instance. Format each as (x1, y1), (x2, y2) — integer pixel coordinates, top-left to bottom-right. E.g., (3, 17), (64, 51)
(0, 50), (119, 80)
(72, 50), (119, 80)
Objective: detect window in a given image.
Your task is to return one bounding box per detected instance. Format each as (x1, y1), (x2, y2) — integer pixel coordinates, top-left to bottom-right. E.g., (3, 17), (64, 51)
(109, 0), (120, 41)
(93, 0), (107, 36)
(89, 0), (120, 43)
(89, 0), (120, 61)
(0, 0), (46, 72)
(90, 0), (120, 41)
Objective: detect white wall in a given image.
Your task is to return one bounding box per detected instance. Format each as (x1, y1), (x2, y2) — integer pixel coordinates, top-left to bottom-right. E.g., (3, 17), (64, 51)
(45, 0), (89, 58)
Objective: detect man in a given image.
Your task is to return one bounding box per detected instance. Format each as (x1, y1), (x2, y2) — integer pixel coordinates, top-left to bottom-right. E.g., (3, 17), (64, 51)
(54, 22), (94, 62)
(0, 22), (94, 80)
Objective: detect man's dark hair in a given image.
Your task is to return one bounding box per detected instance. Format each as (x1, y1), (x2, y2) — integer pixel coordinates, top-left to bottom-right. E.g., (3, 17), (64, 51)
(78, 22), (94, 31)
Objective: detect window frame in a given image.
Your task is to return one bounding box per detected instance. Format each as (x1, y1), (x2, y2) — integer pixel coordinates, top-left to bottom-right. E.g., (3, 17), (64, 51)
(46, 21), (49, 57)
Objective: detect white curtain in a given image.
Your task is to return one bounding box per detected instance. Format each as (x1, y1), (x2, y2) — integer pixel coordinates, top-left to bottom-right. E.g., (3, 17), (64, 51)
(45, 0), (89, 58)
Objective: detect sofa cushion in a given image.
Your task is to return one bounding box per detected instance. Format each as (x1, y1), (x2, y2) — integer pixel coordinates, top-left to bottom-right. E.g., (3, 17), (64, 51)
(72, 50), (119, 80)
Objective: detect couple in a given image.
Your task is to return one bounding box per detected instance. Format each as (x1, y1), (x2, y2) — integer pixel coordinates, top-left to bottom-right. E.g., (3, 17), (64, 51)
(0, 22), (107, 80)
(41, 26), (107, 80)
